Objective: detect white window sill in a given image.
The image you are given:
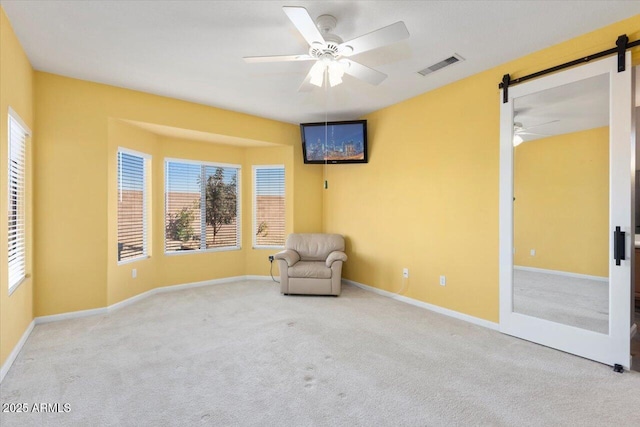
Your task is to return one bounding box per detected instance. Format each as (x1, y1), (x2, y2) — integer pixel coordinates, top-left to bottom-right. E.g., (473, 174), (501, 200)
(8, 275), (28, 296)
(117, 255), (150, 266)
(164, 246), (242, 256)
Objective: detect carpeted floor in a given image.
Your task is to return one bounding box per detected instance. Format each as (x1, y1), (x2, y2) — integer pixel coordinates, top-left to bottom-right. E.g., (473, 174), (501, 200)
(513, 269), (609, 333)
(1, 280), (639, 426)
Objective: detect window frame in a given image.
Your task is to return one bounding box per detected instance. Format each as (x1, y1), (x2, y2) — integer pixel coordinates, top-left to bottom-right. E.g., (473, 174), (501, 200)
(117, 147), (151, 265)
(252, 165), (286, 249)
(7, 107), (31, 295)
(164, 157), (242, 255)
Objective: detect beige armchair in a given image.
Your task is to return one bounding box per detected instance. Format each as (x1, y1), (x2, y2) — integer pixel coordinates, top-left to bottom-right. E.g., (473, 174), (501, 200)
(275, 233), (347, 296)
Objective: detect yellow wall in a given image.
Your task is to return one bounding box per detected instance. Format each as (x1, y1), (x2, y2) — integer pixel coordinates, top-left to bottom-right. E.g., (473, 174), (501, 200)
(35, 72), (322, 316)
(0, 8), (34, 366)
(514, 127), (609, 277)
(323, 15), (640, 323)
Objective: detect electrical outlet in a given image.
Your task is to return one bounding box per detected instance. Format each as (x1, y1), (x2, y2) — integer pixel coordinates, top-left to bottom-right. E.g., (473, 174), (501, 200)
(439, 275), (446, 286)
(132, 268), (137, 279)
(403, 268), (409, 278)
(530, 249), (536, 256)
(268, 255), (274, 262)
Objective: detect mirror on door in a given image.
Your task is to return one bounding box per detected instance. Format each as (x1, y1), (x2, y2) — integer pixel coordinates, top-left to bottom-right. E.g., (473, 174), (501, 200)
(512, 73), (610, 334)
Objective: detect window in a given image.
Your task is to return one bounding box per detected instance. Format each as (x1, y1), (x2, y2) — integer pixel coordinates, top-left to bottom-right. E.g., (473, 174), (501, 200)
(117, 149), (150, 263)
(165, 159), (240, 253)
(7, 109), (30, 292)
(253, 166), (285, 248)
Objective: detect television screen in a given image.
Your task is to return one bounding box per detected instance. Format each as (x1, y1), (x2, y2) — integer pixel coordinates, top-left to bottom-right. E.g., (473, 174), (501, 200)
(300, 120), (368, 164)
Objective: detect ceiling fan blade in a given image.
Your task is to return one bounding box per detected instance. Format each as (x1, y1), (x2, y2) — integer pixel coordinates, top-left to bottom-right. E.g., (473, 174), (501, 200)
(283, 6), (325, 46)
(341, 59), (387, 85)
(518, 131), (551, 136)
(522, 119), (560, 130)
(243, 54), (314, 63)
(339, 21), (409, 56)
(298, 62), (325, 92)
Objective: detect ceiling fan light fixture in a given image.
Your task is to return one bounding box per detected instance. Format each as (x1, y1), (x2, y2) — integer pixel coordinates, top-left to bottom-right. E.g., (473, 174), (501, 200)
(513, 134), (524, 146)
(329, 61), (345, 87)
(329, 71), (343, 87)
(329, 61), (343, 75)
(310, 69), (324, 87)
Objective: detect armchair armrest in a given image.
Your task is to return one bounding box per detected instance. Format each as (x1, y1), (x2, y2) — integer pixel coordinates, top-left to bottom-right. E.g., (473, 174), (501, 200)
(274, 249), (300, 267)
(326, 251), (347, 267)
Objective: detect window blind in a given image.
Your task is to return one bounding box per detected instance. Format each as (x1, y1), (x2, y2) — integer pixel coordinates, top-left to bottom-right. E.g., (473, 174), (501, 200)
(8, 113), (28, 291)
(254, 166), (285, 247)
(165, 160), (240, 253)
(117, 150), (149, 262)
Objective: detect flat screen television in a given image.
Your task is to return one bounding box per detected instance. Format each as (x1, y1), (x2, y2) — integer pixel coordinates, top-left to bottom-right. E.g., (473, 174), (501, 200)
(300, 120), (368, 164)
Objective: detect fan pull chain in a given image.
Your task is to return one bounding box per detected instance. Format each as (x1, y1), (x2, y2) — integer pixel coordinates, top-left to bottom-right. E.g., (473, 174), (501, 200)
(324, 66), (329, 190)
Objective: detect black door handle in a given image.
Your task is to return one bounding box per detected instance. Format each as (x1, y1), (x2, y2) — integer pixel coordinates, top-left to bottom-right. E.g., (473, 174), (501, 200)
(614, 226), (625, 266)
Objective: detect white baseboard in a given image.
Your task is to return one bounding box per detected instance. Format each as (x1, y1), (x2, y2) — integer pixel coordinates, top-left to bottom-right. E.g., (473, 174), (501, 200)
(36, 307), (108, 324)
(245, 275), (273, 281)
(514, 265), (608, 282)
(0, 320), (35, 383)
(344, 279), (499, 331)
(108, 288), (156, 312)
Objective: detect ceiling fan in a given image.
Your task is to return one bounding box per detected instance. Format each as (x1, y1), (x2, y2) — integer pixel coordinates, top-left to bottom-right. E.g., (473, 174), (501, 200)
(243, 6), (409, 90)
(513, 120), (559, 146)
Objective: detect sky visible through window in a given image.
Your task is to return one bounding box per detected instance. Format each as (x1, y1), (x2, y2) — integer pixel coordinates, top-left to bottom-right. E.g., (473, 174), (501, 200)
(118, 153), (144, 191)
(166, 162), (239, 193)
(255, 168), (284, 196)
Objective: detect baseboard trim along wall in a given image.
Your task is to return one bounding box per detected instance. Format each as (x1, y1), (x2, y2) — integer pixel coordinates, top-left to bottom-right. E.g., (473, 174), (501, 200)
(343, 279), (500, 331)
(0, 275), (273, 384)
(514, 265), (608, 282)
(35, 307), (109, 324)
(0, 320), (35, 383)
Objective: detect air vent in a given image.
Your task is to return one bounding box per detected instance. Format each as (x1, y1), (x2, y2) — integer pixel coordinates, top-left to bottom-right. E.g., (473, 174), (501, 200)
(418, 54), (464, 76)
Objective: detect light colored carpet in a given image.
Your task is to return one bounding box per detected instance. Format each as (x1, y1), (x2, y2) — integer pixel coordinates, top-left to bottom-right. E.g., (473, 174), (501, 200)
(513, 269), (609, 333)
(1, 280), (639, 426)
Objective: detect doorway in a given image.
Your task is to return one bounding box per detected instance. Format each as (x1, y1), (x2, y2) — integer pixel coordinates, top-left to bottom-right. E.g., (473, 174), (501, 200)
(499, 54), (634, 369)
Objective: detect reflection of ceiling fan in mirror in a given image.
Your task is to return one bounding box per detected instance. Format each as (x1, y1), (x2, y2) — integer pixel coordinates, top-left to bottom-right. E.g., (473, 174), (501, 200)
(513, 120), (559, 146)
(243, 6), (409, 91)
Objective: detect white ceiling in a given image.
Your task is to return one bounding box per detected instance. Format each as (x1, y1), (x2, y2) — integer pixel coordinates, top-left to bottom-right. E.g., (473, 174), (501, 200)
(2, 1), (640, 125)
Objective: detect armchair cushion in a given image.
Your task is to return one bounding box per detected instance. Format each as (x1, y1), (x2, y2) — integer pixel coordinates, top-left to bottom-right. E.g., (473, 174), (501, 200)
(274, 249), (300, 267)
(286, 233), (345, 261)
(288, 261), (331, 279)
